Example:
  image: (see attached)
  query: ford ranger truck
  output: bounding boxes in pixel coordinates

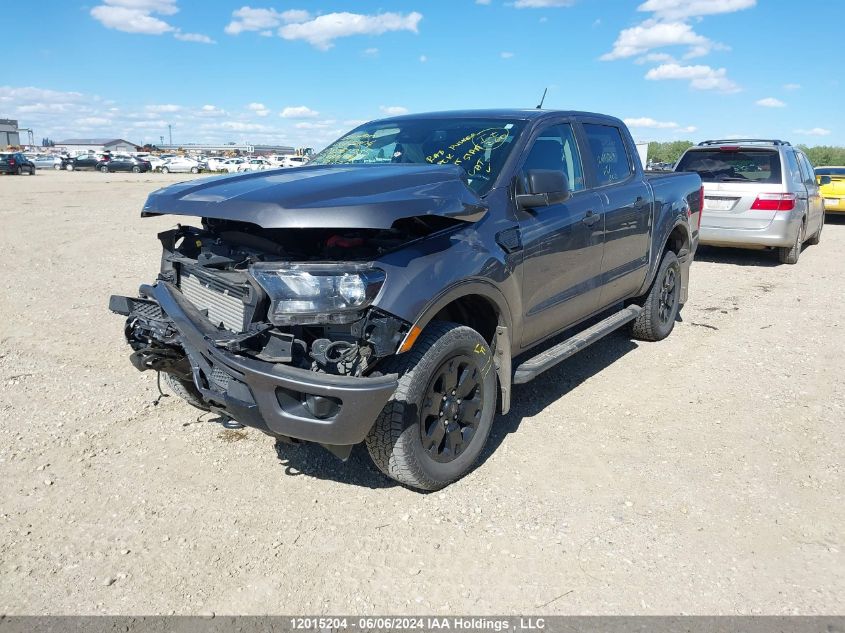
[110,110,703,490]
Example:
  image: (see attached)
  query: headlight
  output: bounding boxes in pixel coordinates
[250,262,386,325]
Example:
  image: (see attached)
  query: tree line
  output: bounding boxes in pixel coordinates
[647,141,845,167]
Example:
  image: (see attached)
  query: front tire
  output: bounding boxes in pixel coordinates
[131,165,140,173]
[631,250,681,342]
[161,167,169,174]
[100,165,109,173]
[365,322,497,491]
[66,163,74,171]
[190,166,199,174]
[165,373,210,411]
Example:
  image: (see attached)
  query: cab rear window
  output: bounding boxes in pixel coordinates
[676,149,782,184]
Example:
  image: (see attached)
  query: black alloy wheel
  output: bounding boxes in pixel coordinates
[419,354,485,463]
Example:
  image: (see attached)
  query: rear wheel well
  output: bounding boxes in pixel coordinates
[664,224,689,256]
[431,295,499,344]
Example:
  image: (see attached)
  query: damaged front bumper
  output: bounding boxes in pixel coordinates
[110,282,398,453]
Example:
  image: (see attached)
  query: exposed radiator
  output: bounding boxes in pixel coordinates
[178,267,248,333]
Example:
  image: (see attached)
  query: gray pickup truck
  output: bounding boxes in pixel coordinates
[110,109,702,490]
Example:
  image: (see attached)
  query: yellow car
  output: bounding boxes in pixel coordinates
[816,166,845,213]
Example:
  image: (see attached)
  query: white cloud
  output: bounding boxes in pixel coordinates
[624,117,682,129]
[601,21,717,61]
[90,5,174,34]
[247,102,270,117]
[624,117,698,134]
[794,128,831,136]
[645,63,740,92]
[197,104,227,117]
[76,116,113,127]
[476,0,492,4]
[755,97,785,108]
[637,0,756,20]
[513,0,574,7]
[100,0,178,14]
[278,11,423,51]
[363,47,379,57]
[380,106,409,116]
[500,51,514,59]
[783,83,801,91]
[280,106,319,119]
[635,52,677,65]
[146,104,181,112]
[174,31,215,44]
[419,55,428,62]
[224,7,311,35]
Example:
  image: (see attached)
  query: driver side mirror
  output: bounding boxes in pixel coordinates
[818,175,832,186]
[516,170,571,209]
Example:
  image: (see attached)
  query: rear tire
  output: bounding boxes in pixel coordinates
[15,166,22,175]
[161,167,169,174]
[100,165,109,173]
[53,163,61,170]
[631,250,681,342]
[778,220,804,264]
[165,373,210,411]
[190,166,199,174]
[365,321,497,491]
[131,165,141,173]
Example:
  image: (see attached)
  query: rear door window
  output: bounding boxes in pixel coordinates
[676,148,782,184]
[784,151,804,188]
[583,124,632,186]
[797,153,816,187]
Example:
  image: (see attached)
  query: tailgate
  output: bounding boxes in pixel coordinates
[701,182,779,230]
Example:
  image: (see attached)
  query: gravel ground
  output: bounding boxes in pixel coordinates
[0,170,842,615]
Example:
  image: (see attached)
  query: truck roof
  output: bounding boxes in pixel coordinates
[376,108,624,125]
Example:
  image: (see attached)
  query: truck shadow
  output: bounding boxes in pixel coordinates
[273,331,639,491]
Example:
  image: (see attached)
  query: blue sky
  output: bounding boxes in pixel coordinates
[2,0,842,149]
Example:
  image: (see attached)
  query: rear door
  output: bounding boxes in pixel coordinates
[516,120,604,347]
[676,147,784,229]
[580,121,651,307]
[796,151,824,233]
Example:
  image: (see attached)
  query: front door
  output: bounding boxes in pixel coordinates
[517,122,604,347]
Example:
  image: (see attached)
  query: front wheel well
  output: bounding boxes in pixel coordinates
[431,294,499,344]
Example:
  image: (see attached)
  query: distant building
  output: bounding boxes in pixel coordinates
[1,119,21,147]
[158,142,296,156]
[56,138,139,155]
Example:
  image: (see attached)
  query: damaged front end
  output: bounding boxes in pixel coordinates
[109,220,448,457]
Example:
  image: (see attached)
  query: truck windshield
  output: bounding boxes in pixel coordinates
[676,148,782,184]
[310,118,527,194]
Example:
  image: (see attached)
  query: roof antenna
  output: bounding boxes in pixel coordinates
[536,87,548,109]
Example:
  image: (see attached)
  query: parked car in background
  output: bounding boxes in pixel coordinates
[204,156,229,171]
[111,109,702,490]
[97,155,151,173]
[160,157,202,174]
[675,139,824,264]
[0,152,36,175]
[220,157,246,173]
[280,155,309,168]
[815,166,845,214]
[31,154,63,170]
[67,154,104,171]
[237,157,274,172]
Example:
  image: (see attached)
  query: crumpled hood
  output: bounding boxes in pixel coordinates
[141,164,487,229]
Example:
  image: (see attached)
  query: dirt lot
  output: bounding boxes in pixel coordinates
[0,170,842,615]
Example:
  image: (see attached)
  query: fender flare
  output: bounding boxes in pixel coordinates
[639,215,692,296]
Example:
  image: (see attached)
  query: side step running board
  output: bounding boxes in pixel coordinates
[513,305,642,384]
